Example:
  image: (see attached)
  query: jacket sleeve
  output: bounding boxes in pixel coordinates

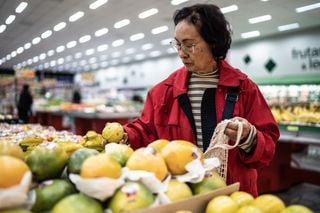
[123,90,158,150]
[238,79,280,168]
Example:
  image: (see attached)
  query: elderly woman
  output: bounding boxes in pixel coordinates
[123,4,279,196]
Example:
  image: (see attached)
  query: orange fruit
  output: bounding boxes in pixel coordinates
[126,147,168,181]
[0,155,30,188]
[80,153,122,179]
[147,139,170,152]
[161,140,202,175]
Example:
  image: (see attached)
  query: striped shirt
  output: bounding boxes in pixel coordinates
[188,70,219,150]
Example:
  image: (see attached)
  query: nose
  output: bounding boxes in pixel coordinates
[177,48,188,58]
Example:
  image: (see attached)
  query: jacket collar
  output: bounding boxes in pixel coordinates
[164,60,248,98]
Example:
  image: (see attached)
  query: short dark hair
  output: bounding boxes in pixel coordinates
[173,4,232,60]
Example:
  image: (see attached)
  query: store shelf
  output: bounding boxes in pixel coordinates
[254,74,320,85]
[291,152,320,173]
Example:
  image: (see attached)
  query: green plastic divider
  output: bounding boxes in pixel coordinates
[253,74,320,85]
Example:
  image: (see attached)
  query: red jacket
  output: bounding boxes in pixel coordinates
[124,60,279,196]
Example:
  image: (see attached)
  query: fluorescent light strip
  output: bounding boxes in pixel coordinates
[171,0,189,5]
[161,38,172,45]
[79,35,91,43]
[114,19,130,28]
[138,8,159,19]
[54,22,67,31]
[221,5,238,14]
[0,25,6,33]
[142,43,153,50]
[97,44,108,52]
[89,0,108,9]
[69,11,84,22]
[16,2,28,13]
[5,15,16,25]
[151,25,169,34]
[296,3,320,13]
[112,39,125,47]
[130,33,145,41]
[41,30,52,39]
[32,37,41,45]
[278,23,299,31]
[241,30,260,39]
[95,28,109,37]
[249,15,272,24]
[66,41,77,48]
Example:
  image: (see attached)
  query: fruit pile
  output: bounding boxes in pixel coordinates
[0,122,314,213]
[205,191,313,213]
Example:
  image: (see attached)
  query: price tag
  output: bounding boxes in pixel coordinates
[287,125,299,132]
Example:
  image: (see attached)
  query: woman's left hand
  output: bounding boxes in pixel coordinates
[224,117,252,142]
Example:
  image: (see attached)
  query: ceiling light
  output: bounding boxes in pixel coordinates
[79,35,91,43]
[47,50,55,56]
[41,30,52,39]
[150,50,161,57]
[296,3,320,13]
[125,48,136,54]
[241,30,260,39]
[5,15,16,25]
[11,51,17,58]
[53,22,66,31]
[122,57,131,63]
[100,61,108,67]
[67,40,77,48]
[33,56,39,63]
[167,48,176,54]
[130,33,145,41]
[69,11,84,22]
[135,54,146,60]
[0,25,6,33]
[57,58,64,65]
[161,38,172,45]
[39,53,46,60]
[27,59,32,65]
[111,52,121,58]
[141,43,154,50]
[6,55,11,60]
[85,48,95,55]
[151,25,168,34]
[100,55,108,60]
[32,37,41,45]
[278,23,300,31]
[171,0,189,5]
[17,47,24,54]
[260,0,269,1]
[89,0,108,9]
[65,55,73,62]
[249,15,272,24]
[95,28,109,37]
[75,52,82,59]
[97,44,108,52]
[80,60,87,66]
[24,42,31,49]
[112,39,125,47]
[110,59,119,65]
[114,19,130,28]
[16,2,28,13]
[89,57,97,64]
[221,5,238,14]
[56,45,65,53]
[138,8,159,19]
[50,60,56,67]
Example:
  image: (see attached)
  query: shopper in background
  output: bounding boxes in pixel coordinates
[72,89,82,104]
[17,84,33,123]
[123,4,279,196]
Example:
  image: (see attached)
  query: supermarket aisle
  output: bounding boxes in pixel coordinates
[273,182,320,213]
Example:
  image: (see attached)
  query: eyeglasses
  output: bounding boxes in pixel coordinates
[170,40,198,54]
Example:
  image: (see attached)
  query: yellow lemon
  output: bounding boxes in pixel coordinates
[253,194,286,213]
[80,153,122,179]
[230,191,255,207]
[147,139,170,152]
[165,180,193,202]
[206,195,238,213]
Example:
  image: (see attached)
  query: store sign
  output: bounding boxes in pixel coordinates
[15,68,35,79]
[291,47,320,71]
